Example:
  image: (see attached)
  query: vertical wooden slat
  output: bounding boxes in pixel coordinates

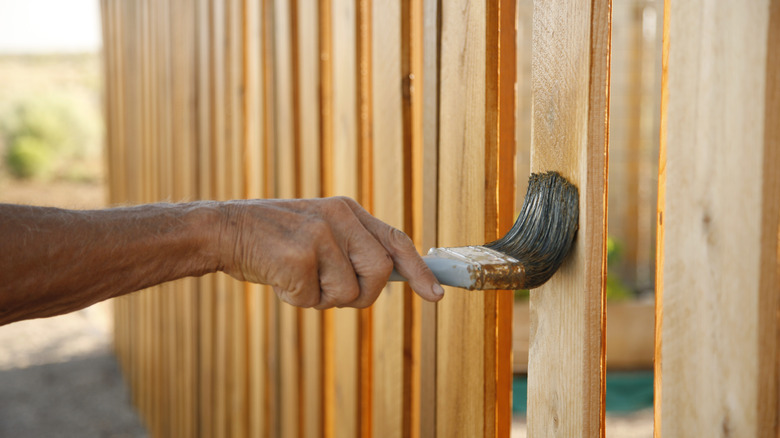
[319,0,336,433]
[261,0,280,435]
[527,0,610,436]
[156,1,175,434]
[485,0,515,435]
[655,0,778,436]
[758,2,780,435]
[210,0,229,436]
[417,0,439,435]
[272,0,303,435]
[243,0,269,436]
[515,0,533,200]
[295,1,324,436]
[435,0,488,436]
[170,0,199,433]
[370,0,406,436]
[321,0,360,436]
[357,0,374,435]
[226,0,248,435]
[195,0,216,436]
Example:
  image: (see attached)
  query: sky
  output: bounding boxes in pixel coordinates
[0,0,101,54]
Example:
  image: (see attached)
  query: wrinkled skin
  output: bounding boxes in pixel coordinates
[219,197,443,309]
[0,197,443,325]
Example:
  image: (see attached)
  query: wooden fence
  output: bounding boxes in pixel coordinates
[100,0,779,436]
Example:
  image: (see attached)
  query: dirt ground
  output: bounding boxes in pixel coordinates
[0,304,148,438]
[0,179,148,437]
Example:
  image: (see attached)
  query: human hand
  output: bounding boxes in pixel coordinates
[216,197,444,309]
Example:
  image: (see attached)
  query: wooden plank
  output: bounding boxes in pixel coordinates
[270,1,303,437]
[515,0,532,201]
[242,0,268,436]
[370,0,406,436]
[295,1,323,436]
[416,0,438,436]
[155,1,175,434]
[758,2,780,434]
[261,0,280,436]
[527,0,610,436]
[225,0,247,435]
[655,0,778,435]
[485,0,515,435]
[321,0,360,436]
[169,0,198,433]
[435,0,488,436]
[209,1,229,436]
[195,0,216,436]
[357,1,374,437]
[319,1,335,433]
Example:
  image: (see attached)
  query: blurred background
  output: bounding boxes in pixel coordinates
[0,0,147,436]
[0,0,660,436]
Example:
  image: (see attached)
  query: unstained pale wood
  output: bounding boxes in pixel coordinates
[435,0,488,436]
[371,0,408,437]
[656,1,779,436]
[527,0,610,436]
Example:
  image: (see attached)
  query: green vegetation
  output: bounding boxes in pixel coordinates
[0,54,103,182]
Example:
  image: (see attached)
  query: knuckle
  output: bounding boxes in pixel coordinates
[304,217,332,241]
[376,253,394,277]
[387,226,414,252]
[343,284,361,303]
[328,196,357,219]
[273,277,321,308]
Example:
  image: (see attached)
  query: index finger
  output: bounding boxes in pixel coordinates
[339,198,444,302]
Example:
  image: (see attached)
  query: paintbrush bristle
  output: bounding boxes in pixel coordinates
[485,171,579,289]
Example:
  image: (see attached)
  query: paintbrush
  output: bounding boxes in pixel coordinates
[389,171,579,290]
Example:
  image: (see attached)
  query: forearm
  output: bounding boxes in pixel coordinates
[0,202,224,324]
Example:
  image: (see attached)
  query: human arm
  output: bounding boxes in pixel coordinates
[0,197,443,325]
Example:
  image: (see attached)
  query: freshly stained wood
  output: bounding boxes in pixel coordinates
[656,0,778,436]
[527,0,610,436]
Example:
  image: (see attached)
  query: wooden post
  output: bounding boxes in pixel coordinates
[527,0,610,436]
[655,0,779,435]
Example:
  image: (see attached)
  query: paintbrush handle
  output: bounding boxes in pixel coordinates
[388,255,477,289]
[388,245,526,290]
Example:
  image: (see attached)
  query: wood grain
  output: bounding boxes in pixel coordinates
[370,0,407,437]
[485,0,515,435]
[417,0,439,435]
[758,1,779,435]
[527,0,610,436]
[294,1,324,437]
[435,0,487,436]
[169,0,198,433]
[656,0,778,436]
[323,1,360,437]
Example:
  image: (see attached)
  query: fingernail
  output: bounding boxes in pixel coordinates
[432,283,445,297]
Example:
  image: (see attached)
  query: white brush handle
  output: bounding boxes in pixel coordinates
[388,255,477,289]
